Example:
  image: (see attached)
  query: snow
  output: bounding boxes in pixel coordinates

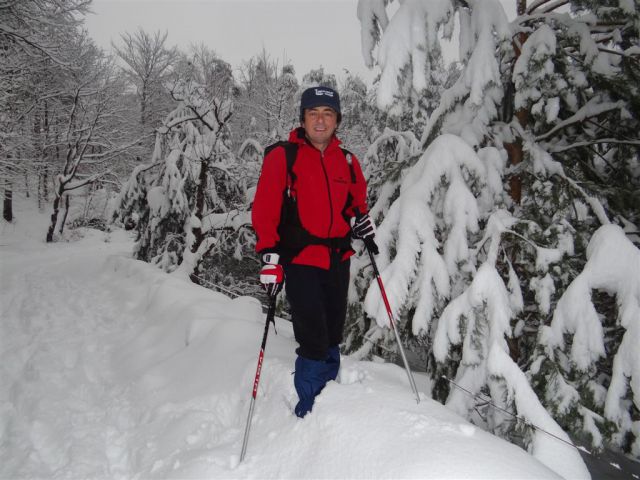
[530,273,556,315]
[1,201,568,479]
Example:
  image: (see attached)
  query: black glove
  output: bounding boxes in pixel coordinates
[351,213,376,239]
[351,213,379,255]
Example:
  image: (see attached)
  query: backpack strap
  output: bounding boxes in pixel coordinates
[283,142,299,194]
[340,147,357,183]
[264,141,298,197]
[339,147,357,225]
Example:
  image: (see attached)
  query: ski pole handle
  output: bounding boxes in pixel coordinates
[353,208,379,255]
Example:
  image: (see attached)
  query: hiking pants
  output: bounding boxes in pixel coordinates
[283,256,350,361]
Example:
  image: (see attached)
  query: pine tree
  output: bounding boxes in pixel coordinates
[354,0,639,465]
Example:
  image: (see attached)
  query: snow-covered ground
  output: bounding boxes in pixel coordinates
[0,201,604,479]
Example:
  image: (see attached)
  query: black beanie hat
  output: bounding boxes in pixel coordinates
[299,86,341,122]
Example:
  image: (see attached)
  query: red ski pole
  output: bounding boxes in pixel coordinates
[240,293,277,462]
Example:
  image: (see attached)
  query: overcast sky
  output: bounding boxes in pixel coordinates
[84,0,378,85]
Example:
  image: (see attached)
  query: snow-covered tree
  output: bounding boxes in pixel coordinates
[44,33,134,242]
[0,0,90,221]
[354,0,639,467]
[301,66,338,90]
[232,50,299,147]
[114,48,253,282]
[336,72,380,159]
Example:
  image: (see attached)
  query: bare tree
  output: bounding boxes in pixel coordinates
[112,29,177,136]
[46,35,132,242]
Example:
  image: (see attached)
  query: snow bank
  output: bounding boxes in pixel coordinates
[1,204,566,479]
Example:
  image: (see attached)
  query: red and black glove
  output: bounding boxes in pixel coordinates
[351,213,379,255]
[259,252,284,297]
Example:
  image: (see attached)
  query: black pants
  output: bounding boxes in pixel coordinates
[284,256,350,361]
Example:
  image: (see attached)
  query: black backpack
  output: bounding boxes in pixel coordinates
[263,140,356,261]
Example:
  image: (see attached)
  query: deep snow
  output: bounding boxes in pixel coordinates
[0,201,595,479]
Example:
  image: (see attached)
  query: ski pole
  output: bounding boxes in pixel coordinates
[240,293,277,463]
[355,210,421,404]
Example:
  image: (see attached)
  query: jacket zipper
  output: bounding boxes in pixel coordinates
[319,151,334,238]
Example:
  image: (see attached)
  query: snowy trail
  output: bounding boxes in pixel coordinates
[1,230,139,478]
[1,209,569,479]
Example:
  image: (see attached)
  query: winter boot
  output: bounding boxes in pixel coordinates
[325,345,340,382]
[294,355,329,418]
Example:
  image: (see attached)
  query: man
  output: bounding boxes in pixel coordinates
[251,86,376,418]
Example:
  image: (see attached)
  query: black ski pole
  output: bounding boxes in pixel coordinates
[240,293,277,462]
[355,210,420,404]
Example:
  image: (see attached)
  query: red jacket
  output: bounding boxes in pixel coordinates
[252,128,368,269]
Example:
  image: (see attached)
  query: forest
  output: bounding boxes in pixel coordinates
[2,0,639,463]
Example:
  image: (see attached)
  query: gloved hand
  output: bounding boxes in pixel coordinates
[351,213,379,255]
[259,252,284,296]
[351,213,376,239]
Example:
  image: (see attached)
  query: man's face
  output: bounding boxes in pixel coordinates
[302,106,338,150]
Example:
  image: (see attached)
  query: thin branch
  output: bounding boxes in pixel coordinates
[63,170,111,192]
[526,0,554,14]
[535,101,624,141]
[550,138,640,153]
[541,0,569,14]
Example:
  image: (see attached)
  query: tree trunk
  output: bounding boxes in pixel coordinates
[189,159,208,284]
[141,82,148,128]
[38,170,43,209]
[40,101,50,208]
[504,0,530,205]
[43,167,49,202]
[46,194,61,242]
[501,0,530,364]
[59,193,70,235]
[3,184,13,222]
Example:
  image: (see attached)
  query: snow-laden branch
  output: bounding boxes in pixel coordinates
[0,24,71,67]
[540,224,640,435]
[526,142,610,226]
[201,210,251,234]
[487,347,591,479]
[63,170,112,192]
[364,135,504,335]
[549,138,640,153]
[237,138,264,159]
[535,100,625,142]
[356,0,389,69]
[539,0,570,14]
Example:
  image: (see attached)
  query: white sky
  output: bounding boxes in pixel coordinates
[84,0,378,85]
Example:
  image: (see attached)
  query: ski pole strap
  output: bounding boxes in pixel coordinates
[266,295,277,336]
[268,294,277,335]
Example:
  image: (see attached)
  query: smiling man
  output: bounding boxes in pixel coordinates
[251,86,377,418]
